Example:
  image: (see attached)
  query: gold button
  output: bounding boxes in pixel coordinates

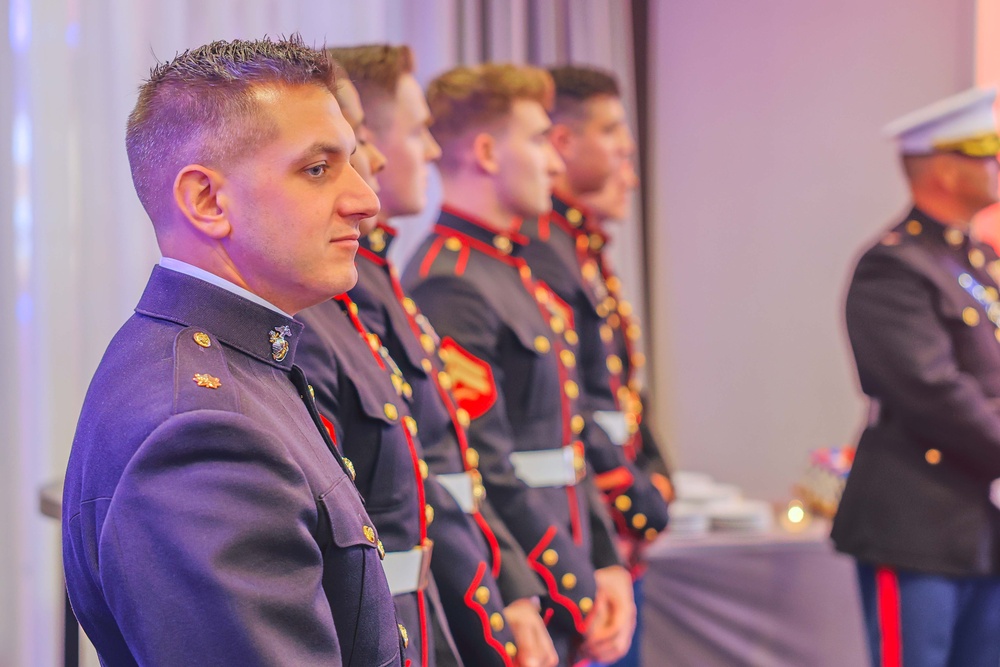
[905,220,922,236]
[384,403,398,421]
[561,573,577,590]
[456,409,471,428]
[571,414,585,434]
[343,457,356,481]
[564,381,579,399]
[608,314,621,328]
[945,228,965,246]
[579,597,594,614]
[377,539,385,559]
[421,334,435,354]
[560,349,576,367]
[600,325,614,343]
[519,265,532,280]
[399,623,409,648]
[627,323,642,340]
[596,303,610,318]
[418,459,429,479]
[567,208,583,225]
[589,233,604,251]
[505,642,518,658]
[971,248,986,268]
[493,236,513,254]
[465,447,479,468]
[542,549,559,566]
[582,261,598,280]
[632,352,646,368]
[425,504,435,525]
[995,328,1000,344]
[550,317,566,334]
[632,513,648,529]
[438,371,453,390]
[403,297,418,315]
[404,416,418,437]
[963,308,980,327]
[445,237,462,252]
[363,525,376,543]
[925,449,942,465]
[349,301,359,316]
[490,612,505,631]
[402,382,413,399]
[987,287,999,303]
[534,336,551,354]
[607,355,623,374]
[476,585,490,604]
[565,330,579,346]
[645,528,659,541]
[614,495,632,512]
[192,332,212,348]
[421,358,433,373]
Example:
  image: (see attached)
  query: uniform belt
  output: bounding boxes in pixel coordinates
[593,410,629,446]
[437,471,484,513]
[383,540,434,596]
[510,445,585,488]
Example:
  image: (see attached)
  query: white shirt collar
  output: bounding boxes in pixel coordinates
[158,257,292,318]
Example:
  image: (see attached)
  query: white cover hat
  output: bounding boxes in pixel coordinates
[883,87,999,157]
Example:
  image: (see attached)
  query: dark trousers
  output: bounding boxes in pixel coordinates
[856,562,1000,667]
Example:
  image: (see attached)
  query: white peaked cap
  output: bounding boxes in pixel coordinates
[883,87,998,155]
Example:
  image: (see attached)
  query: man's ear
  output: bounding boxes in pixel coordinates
[472,132,499,175]
[547,123,574,159]
[173,164,232,240]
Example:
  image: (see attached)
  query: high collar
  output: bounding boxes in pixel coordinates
[904,206,971,249]
[136,265,304,371]
[550,193,610,251]
[437,204,529,254]
[359,222,399,261]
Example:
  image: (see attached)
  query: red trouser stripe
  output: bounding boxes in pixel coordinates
[875,566,902,667]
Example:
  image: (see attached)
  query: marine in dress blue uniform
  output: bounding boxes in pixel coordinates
[833,87,1000,667]
[351,224,548,666]
[63,266,403,666]
[404,207,623,662]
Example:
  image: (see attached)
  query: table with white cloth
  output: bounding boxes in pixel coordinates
[640,520,869,667]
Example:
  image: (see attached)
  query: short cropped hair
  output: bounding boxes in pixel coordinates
[126,35,334,224]
[325,45,414,130]
[427,63,553,171]
[547,65,621,124]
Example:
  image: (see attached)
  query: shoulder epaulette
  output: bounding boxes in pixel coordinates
[172,326,240,415]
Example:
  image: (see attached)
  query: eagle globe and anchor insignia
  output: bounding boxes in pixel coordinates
[269,325,292,362]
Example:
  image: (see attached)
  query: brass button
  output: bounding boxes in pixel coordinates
[493,236,513,254]
[945,228,965,246]
[566,208,583,225]
[561,573,577,589]
[560,349,576,368]
[607,314,621,328]
[505,642,518,658]
[627,323,642,340]
[192,332,212,348]
[645,528,659,541]
[963,308,980,327]
[421,334,436,354]
[384,403,399,421]
[582,261,598,280]
[519,265,532,280]
[550,317,566,334]
[579,597,594,614]
[905,219,922,236]
[619,301,633,317]
[363,525,376,543]
[542,549,559,566]
[632,513,648,529]
[399,624,409,648]
[607,355,623,374]
[465,447,479,468]
[425,504,435,525]
[614,495,632,512]
[403,297,418,315]
[534,336,551,354]
[418,459,429,479]
[490,612,505,631]
[476,585,491,604]
[925,449,942,465]
[404,416,419,437]
[970,248,986,268]
[564,380,579,399]
[995,328,1000,344]
[349,301,359,316]
[570,415,585,434]
[456,409,471,428]
[421,358,433,373]
[589,233,604,251]
[565,330,579,346]
[438,371,453,390]
[632,352,647,368]
[600,325,614,343]
[445,237,462,252]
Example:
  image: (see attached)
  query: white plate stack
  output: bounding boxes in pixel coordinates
[665,500,711,536]
[705,499,774,534]
[669,471,773,536]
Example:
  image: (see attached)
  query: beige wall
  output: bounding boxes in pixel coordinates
[647,0,976,499]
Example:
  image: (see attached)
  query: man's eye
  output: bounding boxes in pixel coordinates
[306,164,328,177]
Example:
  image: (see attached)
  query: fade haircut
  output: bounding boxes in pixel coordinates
[324,45,414,131]
[126,35,335,224]
[547,65,621,125]
[426,63,554,172]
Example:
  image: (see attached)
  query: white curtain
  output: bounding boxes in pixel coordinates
[0,2,643,665]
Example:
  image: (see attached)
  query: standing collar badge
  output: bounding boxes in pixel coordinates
[269,326,292,362]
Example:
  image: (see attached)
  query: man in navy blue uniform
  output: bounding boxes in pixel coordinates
[61,37,402,666]
[403,63,635,666]
[325,45,557,667]
[833,87,1000,667]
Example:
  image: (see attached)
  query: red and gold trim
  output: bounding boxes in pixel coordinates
[463,562,515,666]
